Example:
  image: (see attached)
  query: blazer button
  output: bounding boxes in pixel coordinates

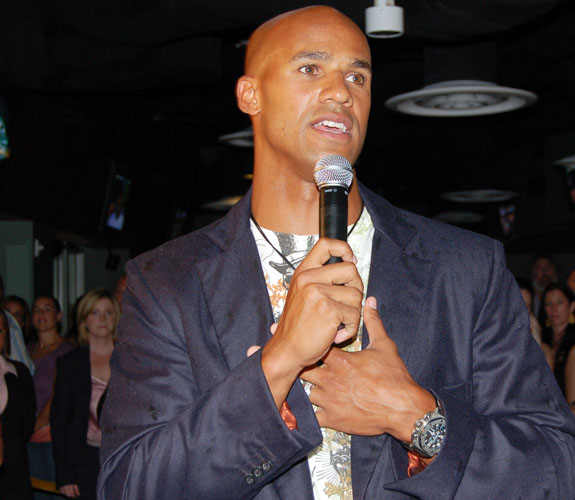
[244,474,255,485]
[262,461,272,472]
[252,466,262,477]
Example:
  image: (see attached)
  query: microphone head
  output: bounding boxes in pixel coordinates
[313,155,353,190]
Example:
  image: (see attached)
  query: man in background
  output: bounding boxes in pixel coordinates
[530,254,559,317]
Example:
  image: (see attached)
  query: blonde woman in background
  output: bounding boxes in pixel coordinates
[51,289,119,499]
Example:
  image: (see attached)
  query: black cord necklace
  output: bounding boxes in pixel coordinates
[250,203,364,272]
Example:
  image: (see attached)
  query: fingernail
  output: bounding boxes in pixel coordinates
[352,255,358,264]
[367,296,377,309]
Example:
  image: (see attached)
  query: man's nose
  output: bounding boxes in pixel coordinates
[319,73,353,107]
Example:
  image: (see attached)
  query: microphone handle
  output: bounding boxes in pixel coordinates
[319,185,348,264]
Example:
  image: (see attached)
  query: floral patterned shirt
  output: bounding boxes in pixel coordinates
[251,208,374,500]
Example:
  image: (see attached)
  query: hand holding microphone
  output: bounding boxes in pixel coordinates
[260,155,362,407]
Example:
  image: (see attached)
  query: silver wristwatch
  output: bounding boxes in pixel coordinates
[402,397,446,459]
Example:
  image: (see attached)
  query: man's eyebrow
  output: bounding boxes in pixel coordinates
[290,51,331,63]
[290,51,372,73]
[352,59,372,73]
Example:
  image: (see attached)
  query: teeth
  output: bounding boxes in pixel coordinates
[315,120,347,133]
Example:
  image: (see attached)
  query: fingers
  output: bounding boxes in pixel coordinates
[362,297,390,348]
[334,326,356,344]
[297,238,357,273]
[259,239,364,405]
[60,485,80,498]
[296,261,364,294]
[313,407,327,429]
[247,345,261,357]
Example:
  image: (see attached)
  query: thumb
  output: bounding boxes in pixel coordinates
[363,296,388,348]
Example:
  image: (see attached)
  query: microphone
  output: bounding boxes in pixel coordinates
[313,155,354,264]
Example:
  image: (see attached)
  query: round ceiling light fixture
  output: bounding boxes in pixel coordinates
[554,154,575,172]
[218,127,253,147]
[386,80,537,117]
[441,189,518,203]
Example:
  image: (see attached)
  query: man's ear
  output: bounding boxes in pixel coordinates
[236,76,260,116]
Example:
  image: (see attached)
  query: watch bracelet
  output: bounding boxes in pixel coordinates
[401,396,446,459]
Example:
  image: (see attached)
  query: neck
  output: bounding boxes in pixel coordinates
[552,322,568,339]
[251,163,363,234]
[38,330,60,346]
[89,335,115,354]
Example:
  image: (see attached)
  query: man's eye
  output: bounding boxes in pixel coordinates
[298,65,318,75]
[346,73,365,85]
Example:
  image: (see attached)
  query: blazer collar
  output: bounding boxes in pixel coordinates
[204,187,254,252]
[358,182,419,254]
[205,183,419,255]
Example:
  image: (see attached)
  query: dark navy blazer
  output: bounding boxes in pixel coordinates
[51,346,100,487]
[99,184,575,499]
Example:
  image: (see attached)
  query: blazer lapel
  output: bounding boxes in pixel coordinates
[196,191,274,371]
[197,191,316,497]
[351,185,433,499]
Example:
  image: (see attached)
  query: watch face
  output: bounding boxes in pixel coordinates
[420,417,446,455]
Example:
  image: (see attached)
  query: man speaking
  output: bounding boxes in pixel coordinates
[98,6,575,499]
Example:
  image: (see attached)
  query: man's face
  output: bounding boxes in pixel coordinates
[248,9,372,179]
[532,258,558,290]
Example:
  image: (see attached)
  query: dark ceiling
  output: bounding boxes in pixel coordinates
[0,0,574,256]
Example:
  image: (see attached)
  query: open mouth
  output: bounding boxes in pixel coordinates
[313,120,349,134]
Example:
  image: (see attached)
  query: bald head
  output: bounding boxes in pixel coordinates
[245,6,369,77]
[236,4,372,195]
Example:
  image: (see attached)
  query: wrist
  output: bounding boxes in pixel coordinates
[390,388,436,442]
[261,340,302,409]
[401,394,446,459]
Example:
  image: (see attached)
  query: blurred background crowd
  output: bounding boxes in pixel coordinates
[0,275,125,499]
[0,254,574,498]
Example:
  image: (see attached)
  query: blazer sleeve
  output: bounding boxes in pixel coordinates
[384,240,575,499]
[98,258,322,500]
[50,354,79,487]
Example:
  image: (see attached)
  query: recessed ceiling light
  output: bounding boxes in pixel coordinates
[441,189,518,203]
[386,80,537,117]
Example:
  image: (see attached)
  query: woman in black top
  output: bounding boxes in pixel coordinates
[0,308,37,500]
